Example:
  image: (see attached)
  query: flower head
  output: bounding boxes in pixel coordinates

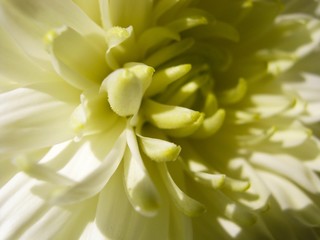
[1,0,320,239]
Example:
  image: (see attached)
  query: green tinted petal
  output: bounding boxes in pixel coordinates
[142,99,203,130]
[158,163,206,217]
[138,135,181,162]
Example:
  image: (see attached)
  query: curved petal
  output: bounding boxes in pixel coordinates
[0,82,78,154]
[158,162,206,217]
[125,125,161,216]
[0,174,49,239]
[99,0,153,34]
[0,26,60,87]
[73,0,101,25]
[0,0,104,66]
[45,26,107,90]
[259,170,320,227]
[252,151,320,193]
[52,130,126,205]
[96,167,170,240]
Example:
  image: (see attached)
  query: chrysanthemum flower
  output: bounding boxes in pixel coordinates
[1,0,320,239]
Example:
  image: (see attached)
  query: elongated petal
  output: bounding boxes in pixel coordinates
[259,170,320,226]
[0,174,49,239]
[73,0,101,25]
[0,83,77,154]
[70,89,119,137]
[125,126,161,215]
[99,0,153,34]
[40,123,125,183]
[96,168,170,240]
[45,26,108,89]
[142,99,203,130]
[250,152,320,193]
[0,0,104,66]
[52,131,126,204]
[192,109,226,139]
[166,15,208,33]
[138,27,181,57]
[123,150,160,216]
[228,159,271,211]
[0,26,59,86]
[145,38,194,67]
[105,26,137,70]
[138,135,181,162]
[218,79,247,105]
[101,64,154,117]
[145,64,191,97]
[158,163,206,217]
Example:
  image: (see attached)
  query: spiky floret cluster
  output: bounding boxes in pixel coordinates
[1,0,320,239]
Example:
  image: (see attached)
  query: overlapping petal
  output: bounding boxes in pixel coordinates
[1,0,320,239]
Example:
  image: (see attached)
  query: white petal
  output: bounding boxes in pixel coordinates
[123,151,160,217]
[269,124,311,148]
[98,0,112,30]
[157,163,206,217]
[52,129,126,205]
[99,0,153,34]
[43,198,99,240]
[96,167,170,240]
[228,158,270,211]
[212,190,257,226]
[38,125,125,183]
[70,89,119,137]
[248,94,296,118]
[0,83,78,154]
[79,221,106,240]
[259,170,312,210]
[0,174,46,239]
[19,206,71,240]
[250,152,320,193]
[0,0,104,66]
[125,126,161,216]
[13,156,75,187]
[218,218,242,238]
[195,182,256,227]
[259,170,320,226]
[45,26,108,90]
[0,26,59,86]
[282,70,320,123]
[57,129,124,182]
[73,0,101,25]
[168,206,193,240]
[104,26,137,70]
